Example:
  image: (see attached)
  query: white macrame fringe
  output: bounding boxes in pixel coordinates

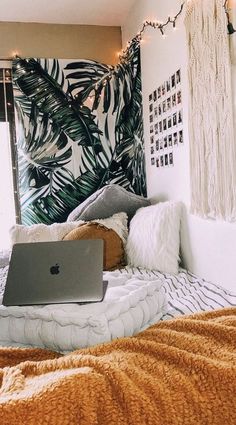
[185,0,236,221]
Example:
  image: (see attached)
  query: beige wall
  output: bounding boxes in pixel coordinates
[0,22,121,65]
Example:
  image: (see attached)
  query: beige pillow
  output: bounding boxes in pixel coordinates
[63,222,124,271]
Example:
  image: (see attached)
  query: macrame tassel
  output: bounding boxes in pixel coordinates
[185,0,236,221]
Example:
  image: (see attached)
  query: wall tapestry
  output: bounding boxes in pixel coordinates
[185,0,236,221]
[12,42,146,225]
[148,69,183,169]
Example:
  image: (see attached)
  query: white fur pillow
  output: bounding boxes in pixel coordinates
[10,212,128,246]
[10,221,85,246]
[126,202,182,274]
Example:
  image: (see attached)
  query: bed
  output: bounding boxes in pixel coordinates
[0,307,235,424]
[0,242,236,424]
[0,198,235,423]
[0,250,235,352]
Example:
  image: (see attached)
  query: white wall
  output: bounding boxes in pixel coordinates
[122,0,236,291]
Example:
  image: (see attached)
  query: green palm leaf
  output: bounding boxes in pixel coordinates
[13,42,146,225]
[13,57,102,149]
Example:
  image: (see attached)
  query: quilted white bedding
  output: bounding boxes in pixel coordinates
[1,249,235,353]
[0,261,167,352]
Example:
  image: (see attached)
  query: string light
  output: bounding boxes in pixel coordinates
[86,0,233,102]
[12,0,234,111]
[10,2,186,107]
[117,2,185,62]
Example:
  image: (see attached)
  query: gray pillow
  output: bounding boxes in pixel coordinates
[67,184,150,222]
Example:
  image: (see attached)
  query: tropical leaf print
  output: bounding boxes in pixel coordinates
[12,43,146,225]
[13,57,102,149]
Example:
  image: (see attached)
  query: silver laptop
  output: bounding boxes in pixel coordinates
[3,239,106,306]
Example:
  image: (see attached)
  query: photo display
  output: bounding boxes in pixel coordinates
[149,69,183,168]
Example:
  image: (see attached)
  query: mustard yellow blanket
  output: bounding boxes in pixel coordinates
[0,307,235,425]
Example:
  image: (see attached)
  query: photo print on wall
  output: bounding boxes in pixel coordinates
[149,68,183,169]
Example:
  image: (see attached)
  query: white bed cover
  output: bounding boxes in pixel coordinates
[0,250,235,353]
[0,256,167,352]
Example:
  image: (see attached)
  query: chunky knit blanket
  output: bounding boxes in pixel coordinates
[0,307,235,425]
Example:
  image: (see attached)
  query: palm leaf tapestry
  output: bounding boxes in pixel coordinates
[12,43,146,225]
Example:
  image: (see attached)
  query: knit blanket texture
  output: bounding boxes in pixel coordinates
[0,307,235,425]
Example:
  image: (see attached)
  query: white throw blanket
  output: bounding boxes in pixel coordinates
[0,268,167,353]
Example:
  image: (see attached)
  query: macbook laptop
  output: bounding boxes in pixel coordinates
[3,239,107,306]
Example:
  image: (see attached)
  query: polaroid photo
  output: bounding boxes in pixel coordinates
[167,97,171,111]
[154,123,158,135]
[171,74,176,90]
[159,121,163,133]
[178,109,183,125]
[154,107,158,118]
[149,93,153,102]
[168,134,173,147]
[164,136,168,149]
[162,83,166,97]
[150,125,154,134]
[166,78,171,93]
[173,112,177,127]
[151,157,155,166]
[160,155,164,167]
[173,131,178,146]
[179,130,183,144]
[163,118,167,132]
[158,86,161,99]
[169,151,174,166]
[168,116,172,129]
[150,115,153,123]
[160,139,164,150]
[156,140,159,151]
[153,90,157,102]
[164,153,169,166]
[177,90,182,105]
[176,69,181,85]
[151,146,154,155]
[150,136,154,144]
[172,93,176,108]
[162,100,166,114]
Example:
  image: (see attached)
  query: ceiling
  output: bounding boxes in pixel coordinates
[0,0,136,26]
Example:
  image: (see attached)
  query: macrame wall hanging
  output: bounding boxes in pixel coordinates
[185,0,236,221]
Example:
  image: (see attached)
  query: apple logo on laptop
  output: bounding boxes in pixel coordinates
[50,264,60,275]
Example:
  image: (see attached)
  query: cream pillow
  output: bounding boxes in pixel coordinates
[10,222,84,246]
[126,202,182,274]
[10,212,128,246]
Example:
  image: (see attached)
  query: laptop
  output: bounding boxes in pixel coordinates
[3,239,107,306]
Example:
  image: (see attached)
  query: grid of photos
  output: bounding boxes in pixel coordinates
[149,69,183,169]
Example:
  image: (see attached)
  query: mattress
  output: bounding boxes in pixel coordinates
[0,266,167,352]
[0,249,235,352]
[118,266,236,320]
